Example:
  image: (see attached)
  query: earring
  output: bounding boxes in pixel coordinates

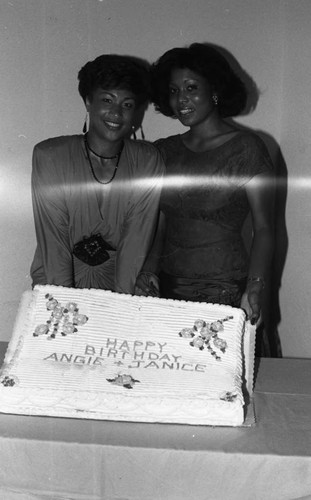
[132,126,137,140]
[83,112,89,134]
[140,125,145,141]
[212,94,218,106]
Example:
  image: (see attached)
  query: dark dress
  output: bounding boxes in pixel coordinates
[155,131,274,305]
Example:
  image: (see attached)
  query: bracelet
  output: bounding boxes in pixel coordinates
[138,271,159,281]
[247,276,265,289]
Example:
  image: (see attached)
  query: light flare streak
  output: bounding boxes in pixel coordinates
[1,175,310,204]
[32,174,300,193]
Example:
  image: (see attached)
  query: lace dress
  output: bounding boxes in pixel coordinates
[155,131,274,305]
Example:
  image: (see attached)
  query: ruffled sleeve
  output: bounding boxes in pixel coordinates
[230,132,274,187]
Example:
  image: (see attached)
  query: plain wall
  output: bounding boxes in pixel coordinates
[0,0,310,357]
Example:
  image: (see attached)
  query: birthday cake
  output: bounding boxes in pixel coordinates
[0,285,255,426]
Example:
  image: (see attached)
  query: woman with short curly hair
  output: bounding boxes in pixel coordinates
[31,54,164,292]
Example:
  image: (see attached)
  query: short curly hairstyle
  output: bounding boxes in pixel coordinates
[78,54,151,106]
[151,43,248,118]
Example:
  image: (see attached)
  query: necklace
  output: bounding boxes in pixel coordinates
[84,134,121,159]
[84,136,124,185]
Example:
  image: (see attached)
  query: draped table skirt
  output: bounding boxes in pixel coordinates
[0,342,310,500]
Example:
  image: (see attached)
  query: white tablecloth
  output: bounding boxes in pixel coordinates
[0,342,311,500]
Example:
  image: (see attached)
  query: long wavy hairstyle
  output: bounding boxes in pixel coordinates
[151,43,248,118]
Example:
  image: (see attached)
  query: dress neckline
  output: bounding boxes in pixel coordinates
[81,134,129,158]
[178,130,244,154]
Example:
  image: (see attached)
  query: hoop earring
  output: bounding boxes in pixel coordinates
[132,126,137,140]
[83,112,89,134]
[140,125,145,140]
[212,94,218,106]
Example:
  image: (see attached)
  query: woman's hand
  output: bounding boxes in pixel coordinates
[240,282,264,326]
[134,272,160,297]
[244,170,274,326]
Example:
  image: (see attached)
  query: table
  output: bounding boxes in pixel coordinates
[0,342,311,500]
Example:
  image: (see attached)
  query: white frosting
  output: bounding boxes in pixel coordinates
[243,322,256,399]
[0,285,251,426]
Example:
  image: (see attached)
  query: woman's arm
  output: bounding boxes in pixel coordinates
[241,171,275,323]
[30,144,74,287]
[134,211,166,296]
[115,145,164,294]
